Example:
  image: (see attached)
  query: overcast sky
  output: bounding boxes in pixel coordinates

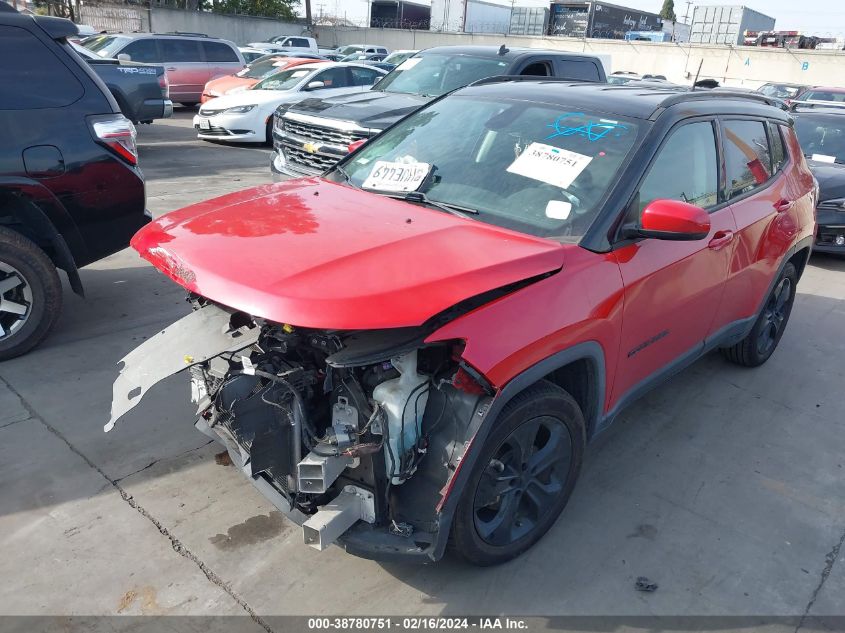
[593,0,845,35]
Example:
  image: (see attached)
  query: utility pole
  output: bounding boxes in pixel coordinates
[683,0,693,25]
[305,0,313,25]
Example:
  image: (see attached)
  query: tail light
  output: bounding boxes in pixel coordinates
[89,114,138,165]
[159,72,170,99]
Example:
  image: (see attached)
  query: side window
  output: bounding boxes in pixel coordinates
[291,38,309,48]
[160,39,202,63]
[521,61,552,76]
[122,39,160,63]
[202,41,238,63]
[312,67,350,89]
[723,119,773,199]
[769,122,787,173]
[350,67,382,86]
[557,60,601,82]
[637,121,719,215]
[0,25,83,109]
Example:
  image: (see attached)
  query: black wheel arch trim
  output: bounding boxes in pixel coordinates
[429,341,606,561]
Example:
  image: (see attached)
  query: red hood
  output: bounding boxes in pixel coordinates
[132,179,565,329]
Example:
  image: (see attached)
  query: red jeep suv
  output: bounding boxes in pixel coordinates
[107,82,816,566]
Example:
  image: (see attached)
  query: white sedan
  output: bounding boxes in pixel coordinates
[193,63,387,144]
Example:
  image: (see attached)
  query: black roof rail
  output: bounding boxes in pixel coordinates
[162,31,209,37]
[468,75,592,87]
[657,90,788,111]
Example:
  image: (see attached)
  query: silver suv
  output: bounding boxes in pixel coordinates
[83,32,244,105]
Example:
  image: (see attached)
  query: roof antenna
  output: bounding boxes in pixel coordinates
[498,44,509,56]
[690,59,703,92]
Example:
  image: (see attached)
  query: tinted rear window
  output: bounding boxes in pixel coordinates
[203,41,239,62]
[557,59,601,81]
[160,39,203,62]
[0,26,84,110]
[723,120,773,199]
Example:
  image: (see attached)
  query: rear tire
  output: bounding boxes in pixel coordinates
[450,380,585,566]
[721,262,797,367]
[0,227,62,360]
[265,119,273,146]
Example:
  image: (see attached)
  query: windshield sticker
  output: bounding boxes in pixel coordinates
[812,153,836,163]
[506,143,592,190]
[362,161,431,192]
[545,200,572,220]
[545,113,628,142]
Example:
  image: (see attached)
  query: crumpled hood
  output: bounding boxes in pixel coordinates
[287,90,430,130]
[132,178,565,330]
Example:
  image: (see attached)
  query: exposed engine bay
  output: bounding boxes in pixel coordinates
[108,298,490,555]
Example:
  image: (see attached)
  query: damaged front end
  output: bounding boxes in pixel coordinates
[108,299,491,560]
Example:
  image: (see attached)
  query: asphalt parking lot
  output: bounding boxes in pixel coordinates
[1,108,844,626]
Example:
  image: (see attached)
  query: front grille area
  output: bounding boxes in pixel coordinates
[195,124,230,136]
[281,142,337,172]
[282,118,371,147]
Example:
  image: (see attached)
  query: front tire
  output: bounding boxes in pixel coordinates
[450,381,585,566]
[721,262,797,367]
[0,227,62,360]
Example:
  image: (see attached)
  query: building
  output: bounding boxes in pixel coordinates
[510,6,550,36]
[662,19,690,42]
[689,5,775,45]
[370,0,431,28]
[549,1,662,39]
[464,0,511,33]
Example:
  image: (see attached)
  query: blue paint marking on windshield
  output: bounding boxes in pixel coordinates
[545,112,628,142]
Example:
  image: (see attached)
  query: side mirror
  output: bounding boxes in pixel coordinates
[630,199,711,241]
[373,76,382,83]
[305,80,325,90]
[116,53,131,62]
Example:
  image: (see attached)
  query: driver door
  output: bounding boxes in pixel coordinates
[610,119,736,407]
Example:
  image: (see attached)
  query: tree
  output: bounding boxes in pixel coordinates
[659,0,676,22]
[211,0,299,21]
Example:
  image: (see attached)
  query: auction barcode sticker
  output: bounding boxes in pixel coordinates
[507,142,592,190]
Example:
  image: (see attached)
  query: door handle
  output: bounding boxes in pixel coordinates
[708,230,734,250]
[774,199,794,212]
[166,67,177,71]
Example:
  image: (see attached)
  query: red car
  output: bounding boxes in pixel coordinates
[107,83,816,565]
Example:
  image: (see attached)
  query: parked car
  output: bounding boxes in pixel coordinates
[382,49,418,67]
[247,35,318,54]
[334,44,389,57]
[791,86,845,109]
[239,47,268,64]
[70,42,172,123]
[0,7,149,359]
[340,52,387,62]
[194,63,386,144]
[107,83,815,565]
[791,105,845,253]
[82,32,244,105]
[271,45,608,178]
[201,56,322,103]
[757,82,807,104]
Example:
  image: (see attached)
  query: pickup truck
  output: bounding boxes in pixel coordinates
[71,42,172,124]
[270,45,607,178]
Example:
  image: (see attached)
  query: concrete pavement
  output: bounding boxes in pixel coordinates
[0,109,843,625]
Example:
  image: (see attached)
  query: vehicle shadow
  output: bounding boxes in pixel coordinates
[809,252,845,272]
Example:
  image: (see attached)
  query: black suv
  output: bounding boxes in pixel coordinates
[270,45,607,178]
[0,5,149,359]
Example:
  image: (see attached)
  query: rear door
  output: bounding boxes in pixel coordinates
[159,38,206,103]
[611,119,735,406]
[201,41,242,81]
[715,118,803,328]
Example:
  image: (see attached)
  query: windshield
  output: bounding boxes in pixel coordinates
[334,96,641,239]
[794,114,845,163]
[238,58,288,79]
[251,67,312,91]
[70,41,98,59]
[376,54,511,97]
[797,90,845,103]
[383,51,416,66]
[758,83,802,99]
[337,45,364,56]
[82,34,130,57]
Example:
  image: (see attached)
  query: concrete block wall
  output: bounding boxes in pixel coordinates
[314,26,845,88]
[148,7,306,46]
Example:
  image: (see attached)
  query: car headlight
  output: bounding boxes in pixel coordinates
[818,197,845,211]
[224,104,257,114]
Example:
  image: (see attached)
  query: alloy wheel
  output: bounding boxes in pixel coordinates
[473,416,572,547]
[0,262,32,340]
[757,276,791,357]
